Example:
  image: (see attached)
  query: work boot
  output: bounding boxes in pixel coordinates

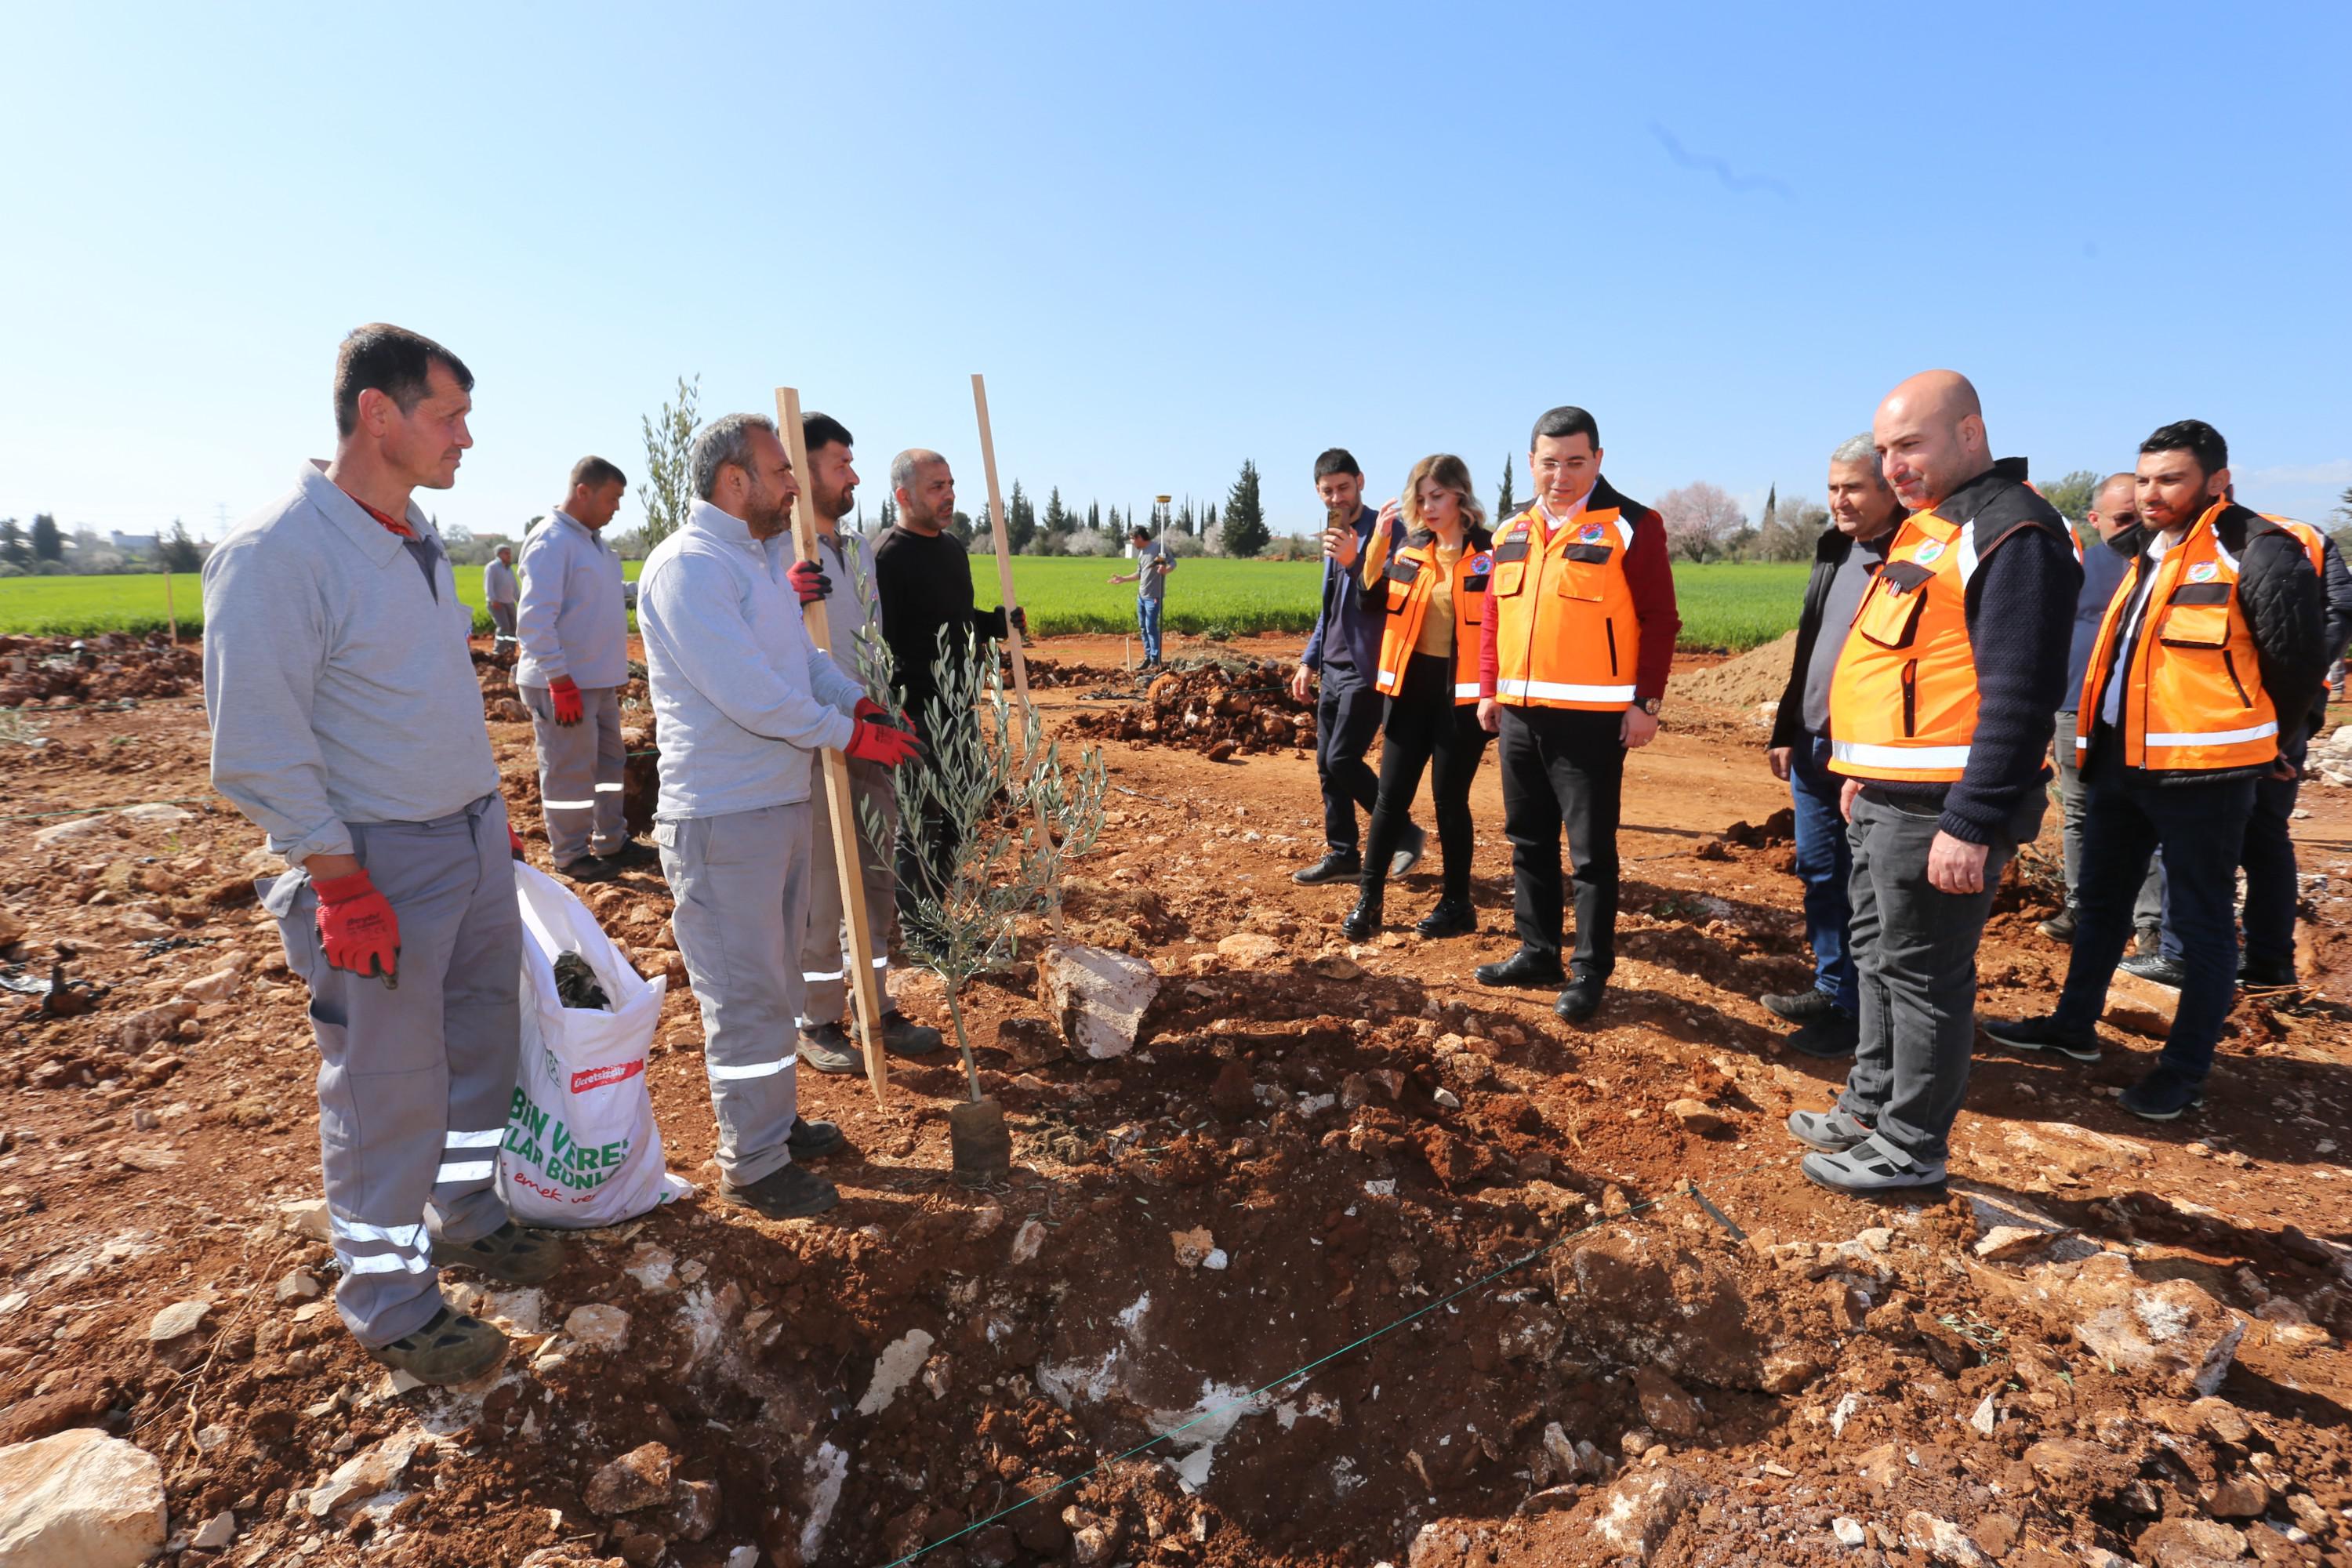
[1474,948,1566,989]
[718,1163,840,1219]
[1388,823,1426,879]
[2132,923,2165,957]
[2119,952,2187,989]
[596,839,659,870]
[365,1307,507,1385]
[1784,1011,1858,1059]
[1413,899,1475,938]
[1553,974,1606,1023]
[430,1221,564,1285]
[2238,956,2299,991]
[1980,1013,2101,1064]
[1801,1133,1947,1197]
[786,1117,846,1160]
[2118,1068,2205,1122]
[1785,1106,1875,1154]
[557,855,619,884]
[2037,905,2078,942]
[880,1011,946,1058]
[1341,891,1383,941]
[797,1022,863,1075]
[1762,988,1838,1024]
[1293,851,1363,887]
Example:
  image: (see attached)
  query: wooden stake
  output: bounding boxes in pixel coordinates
[163,564,178,645]
[775,386,891,1109]
[970,373,1065,941]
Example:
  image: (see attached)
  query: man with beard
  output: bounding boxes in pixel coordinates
[787,413,945,1074]
[638,413,921,1218]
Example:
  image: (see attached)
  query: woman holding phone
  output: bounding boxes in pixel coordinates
[1330,453,1495,939]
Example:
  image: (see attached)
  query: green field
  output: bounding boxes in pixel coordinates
[0,556,1806,652]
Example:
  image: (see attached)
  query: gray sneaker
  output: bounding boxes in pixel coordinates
[1802,1133,1947,1196]
[1785,1106,1875,1153]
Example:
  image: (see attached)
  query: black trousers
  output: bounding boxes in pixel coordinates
[1497,704,1625,977]
[1315,664,1385,854]
[1362,653,1490,904]
[894,706,968,927]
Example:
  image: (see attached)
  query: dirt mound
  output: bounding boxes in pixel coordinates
[0,633,199,706]
[1065,657,1312,760]
[1020,655,1123,690]
[1673,630,1797,710]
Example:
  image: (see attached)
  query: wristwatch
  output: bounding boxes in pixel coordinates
[1635,697,1662,716]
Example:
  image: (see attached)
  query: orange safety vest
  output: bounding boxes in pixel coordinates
[1373,528,1492,704]
[1487,488,1648,711]
[2074,503,2279,773]
[1826,510,1984,781]
[2264,514,2326,576]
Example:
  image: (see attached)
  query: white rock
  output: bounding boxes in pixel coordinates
[307,1427,430,1519]
[622,1245,676,1293]
[274,1269,321,1303]
[191,1509,236,1550]
[1900,1510,1990,1566]
[116,804,195,826]
[564,1304,632,1353]
[178,968,244,1004]
[726,1548,760,1568]
[1432,1088,1462,1110]
[483,1287,547,1334]
[277,1199,332,1241]
[1010,1219,1047,1265]
[0,1428,169,1568]
[1202,1249,1229,1271]
[1040,943,1161,1059]
[1831,1516,1866,1547]
[855,1329,937,1416]
[32,815,111,849]
[146,1298,210,1342]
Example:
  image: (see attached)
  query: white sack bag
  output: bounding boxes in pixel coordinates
[499,863,691,1226]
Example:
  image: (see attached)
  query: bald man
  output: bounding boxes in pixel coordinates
[1787,371,2078,1196]
[2043,474,2163,947]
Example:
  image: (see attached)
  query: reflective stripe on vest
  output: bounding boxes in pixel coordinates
[1488,503,1642,712]
[1371,531,1490,706]
[1825,509,1985,782]
[2074,502,2281,773]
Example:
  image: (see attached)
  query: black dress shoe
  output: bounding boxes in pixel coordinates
[1554,975,1606,1022]
[1388,822,1426,878]
[1341,894,1382,941]
[1293,851,1363,886]
[1784,1011,1859,1058]
[1413,899,1475,938]
[1475,949,1567,989]
[2120,953,2187,989]
[1762,988,1838,1024]
[2238,956,2299,990]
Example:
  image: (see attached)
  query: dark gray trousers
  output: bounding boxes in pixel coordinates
[521,684,627,866]
[267,793,520,1348]
[2053,708,2161,925]
[1836,786,2042,1163]
[800,757,900,1027]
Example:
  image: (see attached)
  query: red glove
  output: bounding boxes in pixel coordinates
[844,718,921,767]
[853,696,889,724]
[313,869,401,981]
[549,676,583,727]
[508,823,527,861]
[788,560,831,605]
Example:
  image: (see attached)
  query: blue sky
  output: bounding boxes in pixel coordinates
[5,2,2347,543]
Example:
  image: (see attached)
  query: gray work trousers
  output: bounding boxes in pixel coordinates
[488,601,517,648]
[658,801,812,1187]
[1836,786,2043,1163]
[521,684,627,866]
[800,757,901,1027]
[2052,709,2162,924]
[263,792,521,1348]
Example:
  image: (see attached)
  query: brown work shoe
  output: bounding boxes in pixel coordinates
[718,1162,839,1220]
[430,1221,565,1285]
[366,1306,507,1385]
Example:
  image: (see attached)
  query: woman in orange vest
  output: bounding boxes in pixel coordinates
[1340,454,1494,939]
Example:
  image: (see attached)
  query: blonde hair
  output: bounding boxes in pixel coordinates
[1400,453,1486,532]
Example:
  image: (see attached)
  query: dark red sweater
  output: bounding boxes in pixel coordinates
[1479,481,1680,702]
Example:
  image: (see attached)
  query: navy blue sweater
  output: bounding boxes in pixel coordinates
[1872,459,2081,844]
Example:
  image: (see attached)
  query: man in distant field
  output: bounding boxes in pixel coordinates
[1760,433,1903,1058]
[1109,523,1176,667]
[2042,473,2163,950]
[204,323,561,1385]
[517,456,641,880]
[1290,447,1421,887]
[485,544,519,655]
[789,412,945,1075]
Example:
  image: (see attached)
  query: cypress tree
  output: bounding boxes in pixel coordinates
[1220,461,1271,557]
[1497,456,1517,521]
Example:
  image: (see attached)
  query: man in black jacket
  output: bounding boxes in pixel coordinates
[1987,421,2324,1120]
[1762,434,1903,1057]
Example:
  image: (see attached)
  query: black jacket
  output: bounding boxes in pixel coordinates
[1768,524,1869,751]
[2089,504,2327,782]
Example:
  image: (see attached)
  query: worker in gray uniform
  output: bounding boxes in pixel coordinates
[789,412,945,1073]
[484,544,520,655]
[517,456,641,879]
[638,412,922,1219]
[202,323,562,1385]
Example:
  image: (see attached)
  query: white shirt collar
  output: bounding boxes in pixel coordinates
[1536,484,1598,532]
